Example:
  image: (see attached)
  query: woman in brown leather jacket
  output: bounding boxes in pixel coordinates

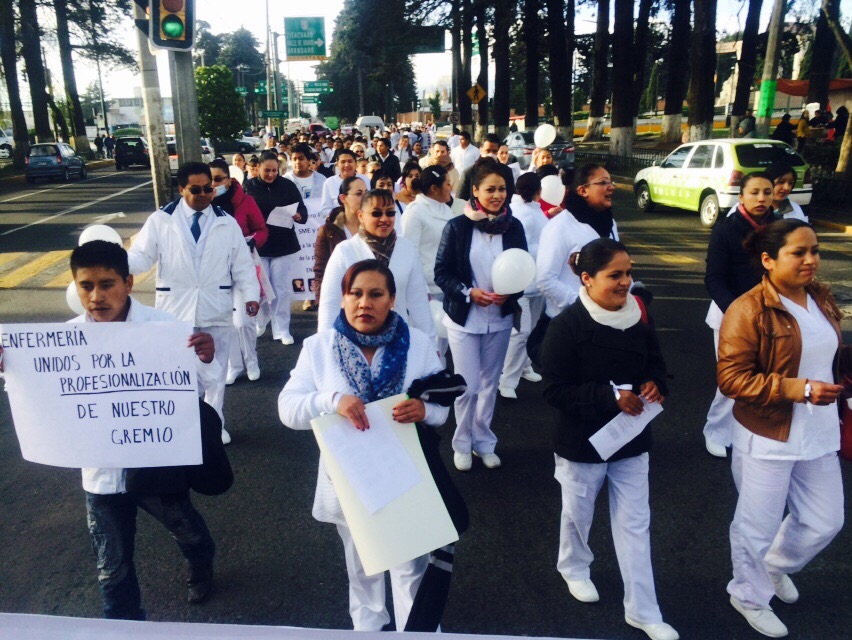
[717,219,850,638]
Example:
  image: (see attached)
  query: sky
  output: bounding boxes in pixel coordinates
[32,0,852,106]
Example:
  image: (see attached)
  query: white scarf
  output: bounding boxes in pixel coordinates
[579,286,641,331]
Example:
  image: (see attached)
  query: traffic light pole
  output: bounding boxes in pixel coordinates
[134,2,172,207]
[169,50,202,164]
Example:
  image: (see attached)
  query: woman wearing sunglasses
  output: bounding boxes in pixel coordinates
[317,188,437,346]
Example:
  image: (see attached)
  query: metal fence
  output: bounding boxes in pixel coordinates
[574,148,669,178]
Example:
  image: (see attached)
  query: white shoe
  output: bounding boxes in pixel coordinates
[473,450,502,469]
[770,573,799,604]
[705,434,727,458]
[521,367,542,382]
[225,370,241,385]
[281,334,295,346]
[246,363,260,381]
[221,429,231,445]
[499,386,517,399]
[564,578,599,603]
[730,597,788,637]
[625,616,679,640]
[453,452,472,471]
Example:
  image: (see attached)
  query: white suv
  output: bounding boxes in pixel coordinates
[0,129,14,158]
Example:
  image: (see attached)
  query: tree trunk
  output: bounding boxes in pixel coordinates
[630,0,653,116]
[493,0,511,139]
[565,0,575,139]
[821,0,852,176]
[459,0,473,129]
[19,0,54,142]
[547,0,571,139]
[755,0,786,137]
[609,0,634,156]
[0,0,29,167]
[474,3,489,142]
[524,0,540,129]
[582,0,609,142]
[451,0,462,114]
[54,0,91,157]
[731,0,762,136]
[808,3,838,109]
[688,0,717,141]
[661,0,690,143]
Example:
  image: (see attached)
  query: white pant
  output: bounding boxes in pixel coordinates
[703,327,736,447]
[228,288,259,376]
[257,255,294,339]
[336,523,428,631]
[448,326,512,455]
[199,325,231,428]
[555,453,664,624]
[727,449,844,609]
[500,295,543,390]
[431,292,449,368]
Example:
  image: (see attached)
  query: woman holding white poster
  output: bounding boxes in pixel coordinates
[539,238,678,640]
[278,260,449,632]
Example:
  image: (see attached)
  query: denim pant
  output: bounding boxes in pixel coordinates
[85,491,216,620]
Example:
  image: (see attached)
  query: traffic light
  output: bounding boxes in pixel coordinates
[329,81,334,93]
[149,0,195,51]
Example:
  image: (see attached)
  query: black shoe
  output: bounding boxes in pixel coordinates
[187,565,213,604]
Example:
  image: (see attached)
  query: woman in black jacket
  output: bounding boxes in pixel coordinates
[540,238,677,640]
[434,158,527,472]
[244,150,308,345]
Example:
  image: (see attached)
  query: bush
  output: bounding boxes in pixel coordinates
[801,142,840,173]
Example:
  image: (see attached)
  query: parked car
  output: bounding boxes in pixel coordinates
[168,142,214,180]
[633,138,812,227]
[504,130,576,171]
[213,137,258,153]
[114,136,150,170]
[166,137,215,163]
[0,129,14,158]
[354,115,385,134]
[25,143,87,183]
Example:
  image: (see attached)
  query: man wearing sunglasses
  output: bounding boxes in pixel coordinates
[128,162,260,445]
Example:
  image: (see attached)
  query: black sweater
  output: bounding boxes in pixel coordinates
[540,300,668,463]
[244,176,308,257]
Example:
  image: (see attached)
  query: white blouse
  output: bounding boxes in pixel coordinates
[732,293,839,460]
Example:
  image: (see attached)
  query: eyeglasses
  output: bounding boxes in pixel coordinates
[584,179,615,188]
[370,210,396,218]
[186,185,214,195]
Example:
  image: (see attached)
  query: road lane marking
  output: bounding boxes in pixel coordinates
[44,269,73,289]
[0,252,28,267]
[0,250,71,288]
[659,255,699,264]
[0,172,130,204]
[1,180,152,236]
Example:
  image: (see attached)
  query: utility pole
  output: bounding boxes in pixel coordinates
[756,0,786,137]
[265,0,273,136]
[96,56,109,135]
[272,32,283,117]
[134,2,172,207]
[169,50,202,164]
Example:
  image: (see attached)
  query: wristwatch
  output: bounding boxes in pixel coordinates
[804,382,813,403]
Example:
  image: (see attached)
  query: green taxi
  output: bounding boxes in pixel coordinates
[633,139,812,227]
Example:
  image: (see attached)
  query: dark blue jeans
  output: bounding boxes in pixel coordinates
[85,491,216,620]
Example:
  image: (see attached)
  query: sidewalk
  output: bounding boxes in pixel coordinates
[807,203,852,233]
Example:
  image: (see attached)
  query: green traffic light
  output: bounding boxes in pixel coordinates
[162,15,185,39]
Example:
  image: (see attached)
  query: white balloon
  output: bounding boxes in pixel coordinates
[492,248,536,295]
[429,299,449,339]
[229,164,244,184]
[540,175,566,206]
[79,224,122,246]
[66,281,85,315]
[533,123,557,149]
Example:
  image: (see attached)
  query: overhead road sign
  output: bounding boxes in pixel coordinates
[304,81,332,94]
[301,95,320,104]
[285,17,327,61]
[259,110,286,118]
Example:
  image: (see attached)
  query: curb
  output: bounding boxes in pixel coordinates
[810,218,852,234]
[0,159,114,185]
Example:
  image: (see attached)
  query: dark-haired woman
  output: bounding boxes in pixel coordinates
[279,260,448,632]
[718,220,849,638]
[244,150,308,345]
[703,173,780,458]
[434,159,528,470]
[395,161,422,211]
[540,238,678,640]
[318,189,436,345]
[537,164,619,321]
[725,162,807,222]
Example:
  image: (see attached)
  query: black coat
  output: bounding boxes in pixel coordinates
[244,176,308,257]
[375,152,402,182]
[434,213,527,327]
[704,209,779,313]
[540,300,668,464]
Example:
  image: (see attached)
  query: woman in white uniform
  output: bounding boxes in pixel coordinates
[718,219,849,638]
[279,260,448,631]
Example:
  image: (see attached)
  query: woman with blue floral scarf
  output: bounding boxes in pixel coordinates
[278,260,448,632]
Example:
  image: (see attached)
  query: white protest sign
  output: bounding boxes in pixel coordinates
[291,197,323,301]
[0,321,202,469]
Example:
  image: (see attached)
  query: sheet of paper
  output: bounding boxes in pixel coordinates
[311,394,458,575]
[588,400,664,461]
[267,203,298,228]
[321,403,422,514]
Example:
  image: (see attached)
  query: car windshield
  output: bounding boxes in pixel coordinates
[117,140,142,149]
[29,145,58,157]
[734,143,805,167]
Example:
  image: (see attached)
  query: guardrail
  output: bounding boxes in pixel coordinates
[811,168,852,206]
[574,149,669,177]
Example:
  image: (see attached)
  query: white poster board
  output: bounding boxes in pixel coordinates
[291,198,322,301]
[310,394,458,576]
[0,321,202,469]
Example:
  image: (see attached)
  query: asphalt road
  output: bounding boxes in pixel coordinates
[0,168,851,639]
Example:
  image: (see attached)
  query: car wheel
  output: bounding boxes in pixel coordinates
[116,163,122,171]
[699,193,720,228]
[636,182,655,212]
[62,168,70,182]
[79,165,87,180]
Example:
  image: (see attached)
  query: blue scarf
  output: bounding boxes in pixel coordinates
[333,309,410,403]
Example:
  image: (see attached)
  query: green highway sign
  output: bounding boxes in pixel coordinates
[236,86,248,96]
[301,95,319,104]
[285,17,327,61]
[259,110,286,118]
[304,80,332,94]
[409,26,446,55]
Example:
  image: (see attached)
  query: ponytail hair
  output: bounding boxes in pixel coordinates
[569,238,630,277]
[414,164,447,195]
